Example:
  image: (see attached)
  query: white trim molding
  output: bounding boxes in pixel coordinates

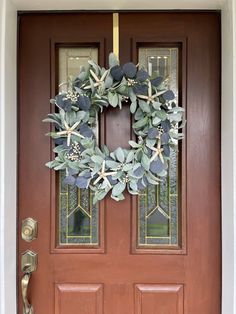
[0,0,17,314]
[222,0,236,312]
[10,0,225,10]
[0,1,235,313]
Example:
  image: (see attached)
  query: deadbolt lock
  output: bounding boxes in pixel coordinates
[22,218,38,242]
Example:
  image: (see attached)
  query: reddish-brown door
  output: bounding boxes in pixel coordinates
[18,12,221,314]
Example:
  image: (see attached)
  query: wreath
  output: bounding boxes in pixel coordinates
[44,53,184,203]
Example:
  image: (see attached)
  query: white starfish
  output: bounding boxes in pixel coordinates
[57,121,85,146]
[93,161,117,188]
[150,140,164,163]
[137,81,164,105]
[84,69,108,90]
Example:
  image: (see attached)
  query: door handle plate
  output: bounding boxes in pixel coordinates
[21,250,38,273]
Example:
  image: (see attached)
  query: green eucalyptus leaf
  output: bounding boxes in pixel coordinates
[141,154,150,171]
[100,180,109,189]
[110,152,116,160]
[59,109,65,121]
[135,149,143,161]
[93,193,99,204]
[128,141,141,148]
[106,160,120,168]
[97,190,109,201]
[76,110,86,121]
[109,53,119,67]
[169,112,182,122]
[152,116,161,126]
[43,118,61,125]
[78,70,87,81]
[123,164,133,171]
[146,175,160,185]
[45,160,59,168]
[47,132,61,138]
[102,145,110,156]
[111,193,125,201]
[139,100,151,113]
[152,101,161,110]
[112,171,122,180]
[91,162,102,176]
[91,155,104,164]
[95,147,104,156]
[134,108,144,120]
[115,147,125,163]
[112,182,126,196]
[133,117,148,129]
[53,145,67,153]
[129,88,136,100]
[108,91,118,107]
[169,106,185,113]
[126,150,135,163]
[130,101,137,113]
[129,181,138,191]
[54,162,67,170]
[146,138,156,148]
[105,75,113,89]
[118,94,122,109]
[156,110,167,120]
[127,188,139,195]
[158,169,168,177]
[169,131,184,139]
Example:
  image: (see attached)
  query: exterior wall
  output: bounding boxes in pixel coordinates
[0,1,235,313]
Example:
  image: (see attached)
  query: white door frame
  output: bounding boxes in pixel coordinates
[0,1,235,313]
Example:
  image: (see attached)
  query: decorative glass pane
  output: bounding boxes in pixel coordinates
[138,48,179,247]
[58,47,99,245]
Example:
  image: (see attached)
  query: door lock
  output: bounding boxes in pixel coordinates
[21,218,38,242]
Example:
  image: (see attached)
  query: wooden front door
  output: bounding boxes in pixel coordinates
[18,12,221,314]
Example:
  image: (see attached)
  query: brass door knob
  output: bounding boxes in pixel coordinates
[21,218,38,242]
[21,250,37,314]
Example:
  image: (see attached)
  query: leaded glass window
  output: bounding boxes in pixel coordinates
[138,48,179,247]
[58,47,99,245]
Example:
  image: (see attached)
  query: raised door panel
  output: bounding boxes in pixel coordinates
[135,284,184,314]
[55,284,103,314]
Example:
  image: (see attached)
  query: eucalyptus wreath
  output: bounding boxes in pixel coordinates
[44,53,184,203]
